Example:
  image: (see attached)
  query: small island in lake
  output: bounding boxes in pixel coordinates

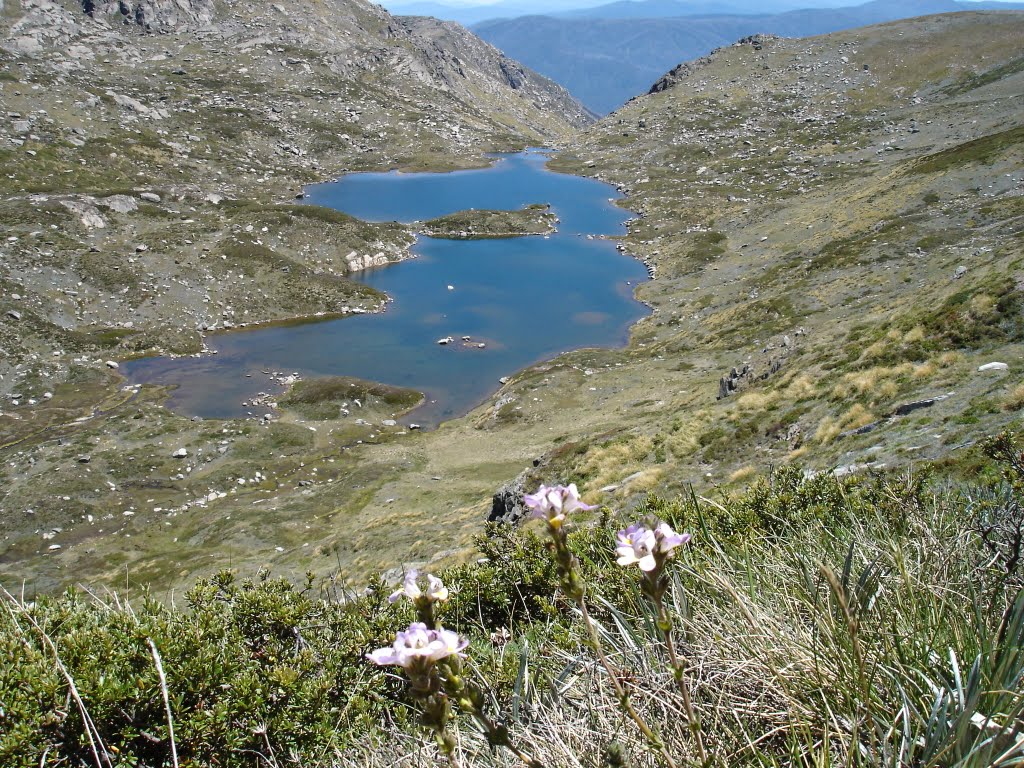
[418,204,557,239]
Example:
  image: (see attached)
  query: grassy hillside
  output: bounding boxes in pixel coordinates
[0,0,588,593]
[1,10,1022,626]
[1,11,1023,765]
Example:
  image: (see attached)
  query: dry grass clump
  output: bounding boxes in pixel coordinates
[728,465,758,484]
[1002,381,1024,412]
[621,467,666,494]
[831,364,913,402]
[666,430,701,459]
[735,390,776,411]
[577,433,656,490]
[814,403,877,444]
[783,373,818,400]
[665,412,710,458]
[969,292,997,318]
[937,350,963,367]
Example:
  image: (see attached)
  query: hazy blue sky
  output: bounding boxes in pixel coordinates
[381,0,1016,8]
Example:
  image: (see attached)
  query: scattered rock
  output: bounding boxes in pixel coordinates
[839,421,880,439]
[892,393,950,416]
[717,364,750,399]
[109,92,150,115]
[437,336,453,345]
[101,195,139,214]
[978,362,1009,372]
[488,456,550,524]
[489,469,531,525]
[105,360,119,369]
[345,250,390,271]
[60,199,107,229]
[172,448,188,458]
[139,192,162,203]
[953,265,967,279]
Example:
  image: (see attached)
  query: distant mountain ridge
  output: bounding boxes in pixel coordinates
[472,1,1024,113]
[556,0,1023,19]
[384,0,868,25]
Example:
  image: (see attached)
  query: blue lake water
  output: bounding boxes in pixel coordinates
[123,150,650,427]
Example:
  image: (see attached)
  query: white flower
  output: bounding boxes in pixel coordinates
[523,483,596,528]
[654,522,690,553]
[615,523,658,571]
[616,521,690,571]
[389,570,450,604]
[367,622,468,669]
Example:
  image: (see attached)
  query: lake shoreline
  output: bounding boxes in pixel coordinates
[121,150,651,427]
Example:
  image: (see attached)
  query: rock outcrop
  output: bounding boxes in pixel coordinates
[82,0,215,32]
[395,15,596,129]
[488,456,548,525]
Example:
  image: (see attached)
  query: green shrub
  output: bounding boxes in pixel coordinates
[2,439,1023,767]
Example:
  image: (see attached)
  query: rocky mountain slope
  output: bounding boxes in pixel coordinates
[0,0,589,366]
[545,10,1024,489]
[2,10,1022,595]
[0,0,590,589]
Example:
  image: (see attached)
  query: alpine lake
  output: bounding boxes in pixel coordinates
[123,149,651,427]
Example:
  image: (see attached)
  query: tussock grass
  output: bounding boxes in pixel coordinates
[577,433,657,490]
[1003,382,1024,412]
[735,390,776,411]
[814,402,877,445]
[783,373,818,400]
[3,437,1024,767]
[832,364,913,403]
[728,465,757,483]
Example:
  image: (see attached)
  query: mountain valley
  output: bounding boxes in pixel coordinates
[1,3,1022,599]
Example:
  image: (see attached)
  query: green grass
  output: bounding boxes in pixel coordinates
[419,205,556,239]
[2,435,1023,767]
[941,54,1024,96]
[913,124,1024,175]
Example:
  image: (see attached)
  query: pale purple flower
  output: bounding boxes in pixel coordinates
[389,570,449,604]
[367,622,468,669]
[616,523,658,571]
[523,483,596,528]
[654,522,690,554]
[616,521,691,571]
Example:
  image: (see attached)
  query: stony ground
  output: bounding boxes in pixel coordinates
[2,8,1023,593]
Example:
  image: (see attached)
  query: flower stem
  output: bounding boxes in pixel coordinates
[439,657,544,768]
[578,598,679,768]
[658,607,708,767]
